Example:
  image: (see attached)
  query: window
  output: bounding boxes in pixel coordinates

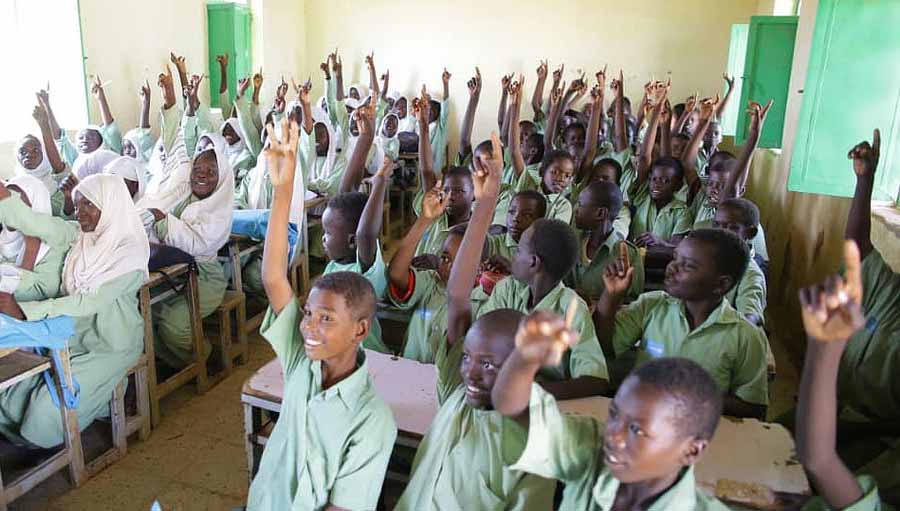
[0,0,88,142]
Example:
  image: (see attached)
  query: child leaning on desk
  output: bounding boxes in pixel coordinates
[244,118,396,511]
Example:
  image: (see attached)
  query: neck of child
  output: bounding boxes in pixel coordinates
[682,296,723,330]
[587,222,614,253]
[447,208,471,226]
[527,274,558,308]
[652,195,673,210]
[321,348,359,390]
[615,468,685,510]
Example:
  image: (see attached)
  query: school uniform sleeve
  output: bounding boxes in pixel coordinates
[218,91,231,118]
[160,206,230,259]
[19,270,144,320]
[434,335,465,405]
[181,113,200,158]
[318,155,348,197]
[325,78,342,129]
[328,401,397,510]
[507,384,603,483]
[99,122,123,154]
[54,130,79,167]
[0,194,78,252]
[233,173,251,209]
[159,105,184,155]
[671,204,694,236]
[734,262,767,323]
[389,268,437,309]
[235,96,263,158]
[800,475,884,511]
[259,296,305,374]
[613,206,632,240]
[130,127,157,162]
[567,295,609,380]
[612,291,663,356]
[729,322,770,406]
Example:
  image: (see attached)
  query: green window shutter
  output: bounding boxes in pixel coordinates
[207,2,252,109]
[735,16,798,149]
[789,0,900,201]
[722,24,749,137]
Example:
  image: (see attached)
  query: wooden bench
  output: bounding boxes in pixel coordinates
[139,263,207,428]
[240,355,810,509]
[212,240,251,385]
[0,350,85,510]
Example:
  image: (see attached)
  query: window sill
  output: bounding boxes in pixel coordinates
[871,201,900,272]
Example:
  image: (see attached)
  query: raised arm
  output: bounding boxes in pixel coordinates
[261,119,301,313]
[216,54,228,95]
[447,133,503,345]
[442,67,450,101]
[498,74,510,133]
[32,102,66,172]
[365,52,379,98]
[659,100,672,158]
[416,89,438,192]
[844,130,880,260]
[333,51,345,101]
[509,76,526,177]
[578,75,605,183]
[36,89,62,140]
[458,68,482,161]
[592,245,634,360]
[531,60,548,120]
[380,70,389,102]
[796,241,867,509]
[251,69,264,106]
[633,81,651,143]
[356,157,391,271]
[90,76,115,126]
[339,102,376,194]
[729,99,772,196]
[611,70,628,153]
[681,95,719,190]
[139,80,151,129]
[716,74,735,121]
[388,186,448,290]
[543,82,564,152]
[299,80,314,135]
[170,52,189,99]
[634,82,668,190]
[674,94,697,135]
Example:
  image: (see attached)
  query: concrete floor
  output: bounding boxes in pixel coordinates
[7,320,802,511]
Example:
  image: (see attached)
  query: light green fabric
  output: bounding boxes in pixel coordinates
[181,106,215,159]
[300,130,347,197]
[487,232,519,262]
[478,279,608,381]
[430,98,451,172]
[246,298,397,511]
[0,196,144,448]
[726,257,767,324]
[612,290,769,405]
[395,338,555,511]
[98,122,123,155]
[412,192,454,257]
[514,163,542,193]
[0,198,66,302]
[507,384,731,511]
[235,97,263,158]
[546,193,573,224]
[490,184,516,228]
[567,229,644,304]
[801,475,886,511]
[55,132,78,167]
[324,243,390,353]
[628,183,693,241]
[690,188,716,229]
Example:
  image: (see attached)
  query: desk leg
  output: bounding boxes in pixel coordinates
[244,402,263,485]
[56,349,86,487]
[141,287,162,428]
[187,268,209,394]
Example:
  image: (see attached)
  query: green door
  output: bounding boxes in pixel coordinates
[207,2,252,109]
[788,0,900,201]
[735,15,798,149]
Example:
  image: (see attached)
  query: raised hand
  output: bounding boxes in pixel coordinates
[723,73,735,91]
[170,52,186,71]
[252,69,264,91]
[90,75,104,98]
[264,118,300,188]
[550,81,565,107]
[32,103,49,127]
[185,74,203,112]
[140,80,151,102]
[59,174,79,199]
[237,76,251,97]
[421,182,449,220]
[685,93,698,114]
[649,78,670,106]
[699,95,719,120]
[552,63,565,84]
[537,60,548,80]
[319,60,331,79]
[158,65,176,108]
[660,99,672,124]
[216,53,229,68]
[799,240,865,342]
[299,78,312,104]
[375,156,394,180]
[501,74,512,92]
[442,67,452,85]
[467,67,482,98]
[602,242,635,298]
[332,51,342,74]
[514,310,580,367]
[847,128,881,179]
[595,65,608,91]
[365,52,375,71]
[380,70,390,83]
[472,132,503,200]
[610,70,624,97]
[567,72,587,95]
[36,88,50,108]
[747,99,773,136]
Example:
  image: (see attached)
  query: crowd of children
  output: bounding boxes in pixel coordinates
[0,48,896,510]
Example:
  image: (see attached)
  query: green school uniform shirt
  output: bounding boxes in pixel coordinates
[693,218,770,264]
[612,291,769,406]
[726,257,767,325]
[801,475,886,511]
[299,130,348,197]
[246,298,397,511]
[478,279,609,381]
[567,229,644,304]
[395,338,556,511]
[389,269,487,364]
[431,99,451,172]
[629,183,693,241]
[546,193,573,224]
[507,384,731,511]
[514,163,542,193]
[324,243,391,354]
[487,232,519,262]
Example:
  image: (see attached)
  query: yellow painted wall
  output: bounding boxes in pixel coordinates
[301,0,758,156]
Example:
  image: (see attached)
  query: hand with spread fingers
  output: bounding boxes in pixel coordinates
[514,310,580,367]
[264,118,301,188]
[472,132,504,200]
[798,240,865,342]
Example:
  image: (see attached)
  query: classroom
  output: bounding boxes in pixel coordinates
[0,0,897,509]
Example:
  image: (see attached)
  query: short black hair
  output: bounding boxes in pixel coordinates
[312,271,377,321]
[673,133,690,143]
[525,133,546,162]
[584,181,623,218]
[540,149,574,177]
[673,103,686,119]
[686,228,749,291]
[444,165,474,185]
[513,190,548,218]
[563,122,586,139]
[651,156,685,179]
[719,198,760,228]
[593,158,623,184]
[473,139,494,159]
[708,151,736,173]
[631,357,723,440]
[447,222,490,262]
[519,119,536,131]
[327,191,368,227]
[469,308,525,349]
[529,219,578,281]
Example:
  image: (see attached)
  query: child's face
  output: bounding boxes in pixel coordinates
[564,127,586,159]
[428,100,440,124]
[17,136,43,170]
[511,226,538,283]
[77,128,102,154]
[589,162,619,187]
[349,87,361,100]
[300,287,366,361]
[73,191,102,233]
[393,97,408,119]
[314,123,329,156]
[383,116,398,138]
[122,139,138,160]
[521,136,541,165]
[321,207,354,262]
[649,164,681,203]
[574,189,609,231]
[443,174,474,219]
[665,238,727,301]
[705,169,730,207]
[703,122,722,152]
[683,111,699,136]
[190,150,219,199]
[506,196,543,242]
[438,234,463,283]
[542,158,575,195]
[671,137,687,159]
[460,320,515,409]
[713,205,755,242]
[222,123,241,146]
[519,121,536,142]
[604,376,700,484]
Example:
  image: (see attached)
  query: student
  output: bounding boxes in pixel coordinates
[456,68,482,168]
[137,132,232,370]
[371,112,399,174]
[795,240,888,510]
[568,181,644,304]
[712,198,766,327]
[145,65,193,197]
[514,150,576,223]
[576,157,632,239]
[17,100,68,216]
[60,78,122,179]
[121,80,157,165]
[0,176,61,303]
[221,116,256,182]
[388,186,490,362]
[103,156,147,202]
[395,134,556,509]
[593,228,769,418]
[492,319,732,510]
[835,130,900,501]
[297,78,351,197]
[478,213,610,399]
[415,69,452,173]
[247,119,395,510]
[0,174,149,449]
[486,190,546,262]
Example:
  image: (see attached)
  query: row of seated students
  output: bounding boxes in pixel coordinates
[0,49,896,509]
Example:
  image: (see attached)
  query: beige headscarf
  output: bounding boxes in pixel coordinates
[103,156,147,202]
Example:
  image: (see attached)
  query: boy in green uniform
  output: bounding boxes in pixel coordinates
[576,158,632,239]
[395,134,555,510]
[628,156,693,248]
[795,240,889,510]
[492,316,733,511]
[568,181,644,304]
[712,198,767,327]
[486,190,546,263]
[247,120,396,510]
[594,228,769,418]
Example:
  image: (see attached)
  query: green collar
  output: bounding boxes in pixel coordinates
[592,466,699,511]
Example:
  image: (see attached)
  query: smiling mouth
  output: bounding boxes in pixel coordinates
[605,451,626,467]
[304,338,323,348]
[465,384,487,397]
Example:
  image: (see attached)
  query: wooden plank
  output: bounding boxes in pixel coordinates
[0,351,51,392]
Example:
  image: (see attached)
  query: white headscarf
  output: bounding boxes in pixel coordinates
[0,175,52,266]
[246,136,310,225]
[103,156,146,202]
[221,117,248,163]
[138,133,234,260]
[123,128,155,163]
[348,83,365,99]
[14,135,57,195]
[308,120,338,183]
[394,95,416,132]
[371,113,400,175]
[62,174,150,295]
[73,147,119,180]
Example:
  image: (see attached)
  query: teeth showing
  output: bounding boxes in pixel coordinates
[305,339,322,347]
[607,453,621,464]
[466,385,482,394]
